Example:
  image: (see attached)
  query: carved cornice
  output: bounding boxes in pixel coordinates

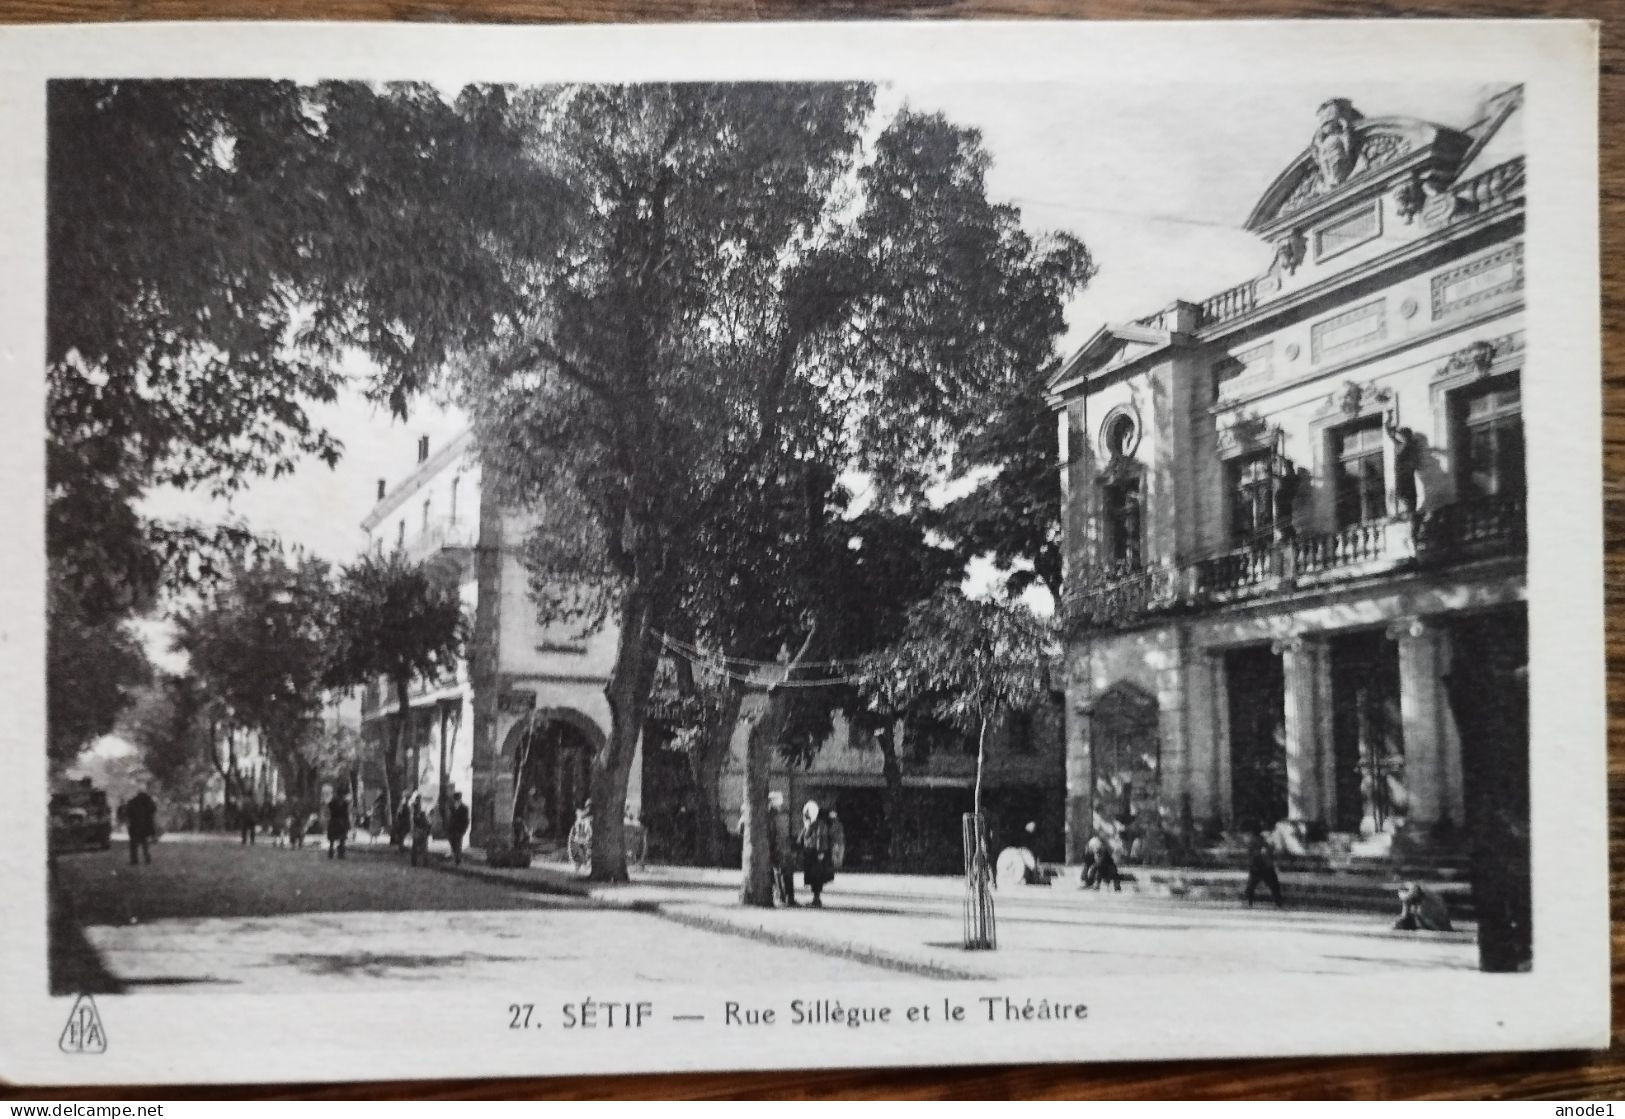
[1433,331,1525,385]
[1215,418,1281,459]
[1385,617,1435,641]
[1312,378,1392,421]
[1270,633,1324,655]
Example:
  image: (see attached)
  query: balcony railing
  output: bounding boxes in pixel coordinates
[405,517,477,563]
[1065,495,1524,629]
[1198,280,1257,328]
[1415,493,1526,562]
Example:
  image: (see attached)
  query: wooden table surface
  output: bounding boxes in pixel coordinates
[4,0,1620,1100]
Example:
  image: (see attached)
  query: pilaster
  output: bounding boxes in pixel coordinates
[1388,616,1462,836]
[1206,650,1233,828]
[1273,634,1330,824]
[1063,647,1094,862]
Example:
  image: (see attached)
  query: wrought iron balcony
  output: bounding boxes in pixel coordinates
[1064,495,1524,629]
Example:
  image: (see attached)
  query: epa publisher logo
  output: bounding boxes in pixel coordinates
[58,994,106,1054]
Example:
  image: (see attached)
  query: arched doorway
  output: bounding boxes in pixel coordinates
[1088,681,1161,855]
[503,712,601,848]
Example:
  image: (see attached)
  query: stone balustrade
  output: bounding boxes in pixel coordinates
[1452,156,1525,213]
[1198,279,1257,327]
[1065,497,1524,629]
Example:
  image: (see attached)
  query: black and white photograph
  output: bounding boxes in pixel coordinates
[1,19,1605,1086]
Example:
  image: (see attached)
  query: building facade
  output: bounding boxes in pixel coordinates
[357,431,483,825]
[358,429,1065,864]
[1049,89,1527,864]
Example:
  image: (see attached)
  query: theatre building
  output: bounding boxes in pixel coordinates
[1049,88,1527,867]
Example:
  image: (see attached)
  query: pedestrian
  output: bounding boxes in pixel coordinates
[798,800,835,908]
[1243,827,1284,908]
[371,792,387,844]
[238,800,256,846]
[393,797,412,850]
[1392,881,1453,932]
[447,791,470,866]
[766,792,797,907]
[327,789,350,860]
[125,786,157,866]
[409,794,433,867]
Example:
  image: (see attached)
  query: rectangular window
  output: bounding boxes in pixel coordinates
[423,498,431,531]
[1228,452,1275,548]
[1314,203,1381,261]
[1455,374,1524,500]
[1332,418,1387,527]
[1102,478,1143,573]
[396,520,405,551]
[450,477,460,524]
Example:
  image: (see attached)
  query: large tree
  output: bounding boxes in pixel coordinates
[47,80,556,764]
[46,581,152,770]
[119,672,225,817]
[469,85,1091,883]
[172,552,335,803]
[938,363,1072,602]
[323,550,469,816]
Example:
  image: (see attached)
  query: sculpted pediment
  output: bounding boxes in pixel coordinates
[1245,99,1469,234]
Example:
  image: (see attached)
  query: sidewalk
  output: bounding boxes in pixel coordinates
[348,836,1480,981]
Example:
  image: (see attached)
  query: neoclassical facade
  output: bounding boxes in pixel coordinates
[1049,89,1527,863]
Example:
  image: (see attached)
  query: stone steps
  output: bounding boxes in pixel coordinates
[1132,866,1475,920]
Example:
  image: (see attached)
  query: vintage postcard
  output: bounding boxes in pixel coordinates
[0,19,1605,1087]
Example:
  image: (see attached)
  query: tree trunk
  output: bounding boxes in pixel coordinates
[877,719,907,870]
[739,707,778,908]
[438,703,451,829]
[390,674,413,815]
[974,709,988,820]
[740,629,817,908]
[593,580,663,882]
[689,684,743,866]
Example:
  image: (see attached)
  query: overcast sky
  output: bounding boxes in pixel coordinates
[139,79,1503,569]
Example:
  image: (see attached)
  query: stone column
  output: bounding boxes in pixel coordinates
[1154,642,1187,821]
[1204,650,1233,829]
[1063,648,1094,863]
[1273,635,1329,825]
[1388,617,1460,836]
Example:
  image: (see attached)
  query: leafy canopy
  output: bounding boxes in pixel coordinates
[323,550,469,693]
[172,553,334,768]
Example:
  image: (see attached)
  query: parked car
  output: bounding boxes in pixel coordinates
[49,780,112,852]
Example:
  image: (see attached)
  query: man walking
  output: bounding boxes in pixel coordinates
[326,789,350,860]
[409,794,433,867]
[1243,827,1284,908]
[766,792,797,907]
[126,786,157,866]
[447,791,470,866]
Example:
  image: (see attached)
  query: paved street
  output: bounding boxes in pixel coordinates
[48,835,884,994]
[50,834,1478,995]
[494,861,1480,981]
